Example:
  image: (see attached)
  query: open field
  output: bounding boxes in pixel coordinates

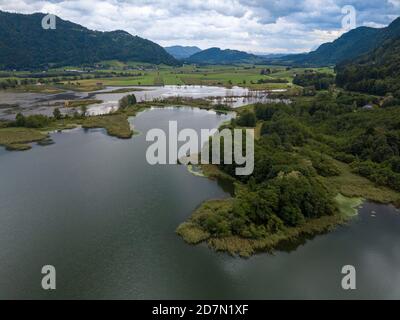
[70,64,334,91]
[1,62,335,93]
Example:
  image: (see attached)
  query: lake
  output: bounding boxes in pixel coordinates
[0,107,400,299]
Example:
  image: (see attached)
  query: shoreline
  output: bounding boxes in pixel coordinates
[175,108,400,257]
[0,100,236,151]
[177,161,367,258]
[2,98,400,259]
[177,195,363,258]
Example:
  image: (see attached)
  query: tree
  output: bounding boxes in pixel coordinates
[53,108,62,120]
[24,115,51,128]
[15,113,26,127]
[80,105,88,118]
[293,72,335,91]
[236,111,256,127]
[119,94,137,110]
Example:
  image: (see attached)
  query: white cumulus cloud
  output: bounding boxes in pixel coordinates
[0,0,398,53]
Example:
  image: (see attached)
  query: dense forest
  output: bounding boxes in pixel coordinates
[0,11,178,69]
[336,36,400,100]
[293,71,335,91]
[180,89,400,250]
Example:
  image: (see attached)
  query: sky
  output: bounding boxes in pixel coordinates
[0,0,399,54]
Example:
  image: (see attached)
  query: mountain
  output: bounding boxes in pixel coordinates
[164,46,202,60]
[186,47,266,65]
[0,11,178,69]
[271,16,400,67]
[336,36,400,97]
[256,53,288,59]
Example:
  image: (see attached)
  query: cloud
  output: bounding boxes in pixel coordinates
[0,0,399,53]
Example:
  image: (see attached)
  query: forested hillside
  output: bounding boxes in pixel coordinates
[0,11,178,69]
[186,47,265,65]
[271,16,400,67]
[165,46,202,59]
[336,36,400,99]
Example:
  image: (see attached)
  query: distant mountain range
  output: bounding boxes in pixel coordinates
[0,11,178,69]
[185,47,266,65]
[166,15,400,67]
[269,16,400,67]
[1,10,399,70]
[164,46,202,59]
[256,53,288,59]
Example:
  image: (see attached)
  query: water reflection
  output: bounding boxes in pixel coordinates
[0,108,400,299]
[0,85,290,119]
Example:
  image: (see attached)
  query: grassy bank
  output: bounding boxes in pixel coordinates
[150,97,232,113]
[10,85,65,94]
[0,127,48,150]
[321,159,400,204]
[201,164,237,182]
[82,114,135,139]
[56,83,104,92]
[99,88,149,94]
[64,99,102,108]
[0,100,224,152]
[0,98,155,151]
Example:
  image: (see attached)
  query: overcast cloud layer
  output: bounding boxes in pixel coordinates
[0,0,399,53]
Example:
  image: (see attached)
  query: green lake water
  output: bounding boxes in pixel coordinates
[0,107,400,299]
